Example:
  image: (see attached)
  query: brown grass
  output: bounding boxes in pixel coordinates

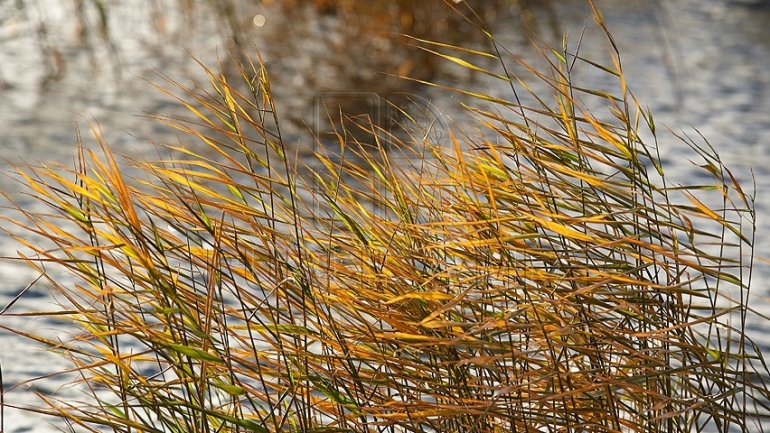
[2,3,768,433]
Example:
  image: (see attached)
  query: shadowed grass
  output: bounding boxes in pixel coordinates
[1,5,769,433]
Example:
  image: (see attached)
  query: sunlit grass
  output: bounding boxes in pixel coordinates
[2,3,769,433]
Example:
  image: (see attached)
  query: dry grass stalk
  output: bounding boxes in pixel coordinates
[2,5,768,433]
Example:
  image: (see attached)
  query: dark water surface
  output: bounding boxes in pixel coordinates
[1,0,769,431]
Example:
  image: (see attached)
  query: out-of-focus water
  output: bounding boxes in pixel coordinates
[0,0,769,431]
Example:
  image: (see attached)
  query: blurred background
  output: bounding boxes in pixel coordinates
[0,0,769,431]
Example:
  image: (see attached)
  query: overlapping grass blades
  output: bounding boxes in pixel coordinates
[3,6,768,433]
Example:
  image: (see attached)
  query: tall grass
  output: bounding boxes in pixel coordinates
[2,3,769,433]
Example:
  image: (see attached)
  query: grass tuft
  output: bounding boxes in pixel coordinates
[2,4,769,433]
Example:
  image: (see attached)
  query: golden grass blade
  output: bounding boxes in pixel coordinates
[1,4,765,433]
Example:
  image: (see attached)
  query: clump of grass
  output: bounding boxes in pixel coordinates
[2,5,769,433]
